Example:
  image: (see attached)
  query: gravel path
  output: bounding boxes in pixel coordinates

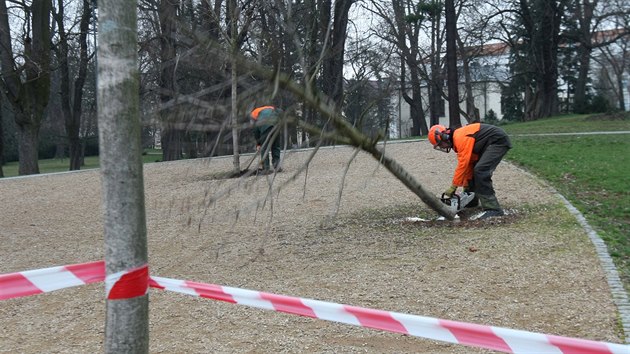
[0,140,625,353]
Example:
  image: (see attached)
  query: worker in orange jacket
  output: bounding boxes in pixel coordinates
[428,122,512,219]
[250,105,282,173]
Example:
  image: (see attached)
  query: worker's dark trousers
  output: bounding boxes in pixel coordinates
[259,127,281,170]
[468,144,510,211]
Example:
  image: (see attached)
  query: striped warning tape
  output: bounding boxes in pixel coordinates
[106,263,149,299]
[149,276,629,354]
[1,262,628,353]
[0,261,105,300]
[0,261,148,301]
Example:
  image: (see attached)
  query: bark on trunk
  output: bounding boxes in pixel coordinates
[161,126,183,161]
[159,0,180,161]
[97,0,149,352]
[616,74,626,111]
[573,45,592,113]
[229,0,240,174]
[456,34,478,123]
[445,0,461,129]
[321,0,354,111]
[17,117,41,175]
[429,15,443,127]
[0,100,3,177]
[0,0,51,175]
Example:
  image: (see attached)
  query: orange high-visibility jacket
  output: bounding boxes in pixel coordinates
[451,124,480,187]
[250,106,275,120]
[450,123,511,187]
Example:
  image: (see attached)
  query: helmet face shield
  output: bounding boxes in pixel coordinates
[434,140,452,153]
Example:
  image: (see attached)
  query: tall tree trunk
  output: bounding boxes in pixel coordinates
[429,14,443,127]
[570,0,595,113]
[301,0,319,143]
[161,127,183,160]
[70,0,91,170]
[0,95,3,178]
[391,0,426,136]
[400,59,427,136]
[456,34,478,123]
[97,1,149,352]
[520,0,563,120]
[445,0,461,128]
[616,72,626,111]
[16,120,40,175]
[55,0,92,170]
[574,44,592,113]
[0,0,52,175]
[229,0,240,174]
[321,0,355,111]
[159,0,181,161]
[408,88,425,136]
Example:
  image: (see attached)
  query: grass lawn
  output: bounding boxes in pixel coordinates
[502,113,630,290]
[499,112,630,134]
[1,150,163,178]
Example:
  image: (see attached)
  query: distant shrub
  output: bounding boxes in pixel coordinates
[484,109,499,124]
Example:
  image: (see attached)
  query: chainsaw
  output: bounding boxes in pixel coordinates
[440,192,476,213]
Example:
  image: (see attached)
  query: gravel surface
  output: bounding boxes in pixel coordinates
[0,140,625,353]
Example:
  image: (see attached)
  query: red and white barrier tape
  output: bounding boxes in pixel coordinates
[106,264,149,299]
[1,262,628,354]
[0,261,105,300]
[149,276,629,354]
[0,261,148,301]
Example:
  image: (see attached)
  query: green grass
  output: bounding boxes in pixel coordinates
[1,150,163,178]
[499,112,630,134]
[502,113,630,289]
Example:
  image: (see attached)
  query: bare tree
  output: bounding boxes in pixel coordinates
[97,0,149,352]
[227,0,255,175]
[454,0,501,123]
[53,0,93,170]
[445,0,462,128]
[594,37,630,110]
[159,0,182,161]
[563,0,630,113]
[515,0,567,120]
[368,0,429,136]
[321,0,357,112]
[0,0,52,175]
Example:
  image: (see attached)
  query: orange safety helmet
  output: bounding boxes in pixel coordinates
[428,124,452,152]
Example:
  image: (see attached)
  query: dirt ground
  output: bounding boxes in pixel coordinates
[0,140,625,353]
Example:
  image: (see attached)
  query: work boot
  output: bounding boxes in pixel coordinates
[471,194,505,219]
[475,209,505,220]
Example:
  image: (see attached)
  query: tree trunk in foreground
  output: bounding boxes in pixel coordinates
[97,1,149,352]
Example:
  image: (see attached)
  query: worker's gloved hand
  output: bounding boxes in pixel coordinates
[444,185,457,197]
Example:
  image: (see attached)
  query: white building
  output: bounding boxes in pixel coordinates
[390,42,511,139]
[390,32,630,139]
